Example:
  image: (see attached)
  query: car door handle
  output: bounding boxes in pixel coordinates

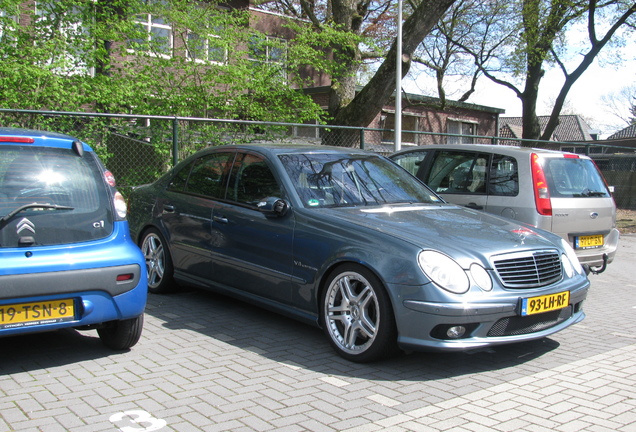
[213,215,228,224]
[163,204,175,213]
[465,202,483,210]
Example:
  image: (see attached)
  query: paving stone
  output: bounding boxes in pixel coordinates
[2,235,636,432]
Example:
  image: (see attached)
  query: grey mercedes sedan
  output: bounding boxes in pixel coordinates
[128,144,589,362]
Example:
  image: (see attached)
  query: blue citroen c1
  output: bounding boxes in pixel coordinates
[0,128,147,349]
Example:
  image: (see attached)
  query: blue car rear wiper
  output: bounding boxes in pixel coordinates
[0,203,74,230]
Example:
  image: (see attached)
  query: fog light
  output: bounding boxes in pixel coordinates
[446,326,466,339]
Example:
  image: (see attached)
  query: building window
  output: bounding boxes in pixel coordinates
[448,120,476,144]
[187,31,226,64]
[35,1,93,76]
[131,0,172,57]
[248,34,287,79]
[381,113,423,145]
[0,7,18,41]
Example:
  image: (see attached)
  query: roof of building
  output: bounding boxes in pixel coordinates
[607,124,636,140]
[499,115,598,142]
[303,86,506,115]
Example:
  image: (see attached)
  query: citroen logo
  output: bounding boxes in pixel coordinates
[16,218,36,235]
[590,212,599,219]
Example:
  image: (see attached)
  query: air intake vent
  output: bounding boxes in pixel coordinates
[493,250,562,288]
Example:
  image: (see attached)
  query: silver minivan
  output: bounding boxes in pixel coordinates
[391,144,619,274]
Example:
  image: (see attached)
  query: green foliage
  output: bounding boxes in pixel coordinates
[0,0,325,124]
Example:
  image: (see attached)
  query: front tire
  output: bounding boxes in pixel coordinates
[97,315,144,350]
[140,228,176,294]
[321,264,398,362]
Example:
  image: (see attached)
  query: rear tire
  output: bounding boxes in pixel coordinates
[140,228,176,294]
[97,314,144,350]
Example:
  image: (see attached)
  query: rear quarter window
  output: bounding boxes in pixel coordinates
[489,155,519,196]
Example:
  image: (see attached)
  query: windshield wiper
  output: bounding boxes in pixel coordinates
[580,189,607,197]
[0,203,74,230]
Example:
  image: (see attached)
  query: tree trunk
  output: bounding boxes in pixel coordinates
[520,63,543,144]
[330,0,456,129]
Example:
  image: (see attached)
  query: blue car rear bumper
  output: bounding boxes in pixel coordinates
[0,221,147,336]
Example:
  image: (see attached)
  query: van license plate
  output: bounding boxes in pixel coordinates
[0,299,75,329]
[575,234,604,249]
[521,291,569,316]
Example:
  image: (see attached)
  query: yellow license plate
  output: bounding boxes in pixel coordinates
[521,291,569,316]
[0,299,75,329]
[575,234,604,249]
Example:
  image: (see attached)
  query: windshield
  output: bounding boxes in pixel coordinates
[0,145,113,247]
[279,153,443,208]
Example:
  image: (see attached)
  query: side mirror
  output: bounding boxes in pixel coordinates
[257,197,290,217]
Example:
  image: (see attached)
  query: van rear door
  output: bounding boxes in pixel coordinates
[542,155,615,247]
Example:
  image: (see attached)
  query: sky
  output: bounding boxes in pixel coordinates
[403,54,635,140]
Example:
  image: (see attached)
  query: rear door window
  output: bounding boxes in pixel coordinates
[0,145,112,247]
[428,151,489,194]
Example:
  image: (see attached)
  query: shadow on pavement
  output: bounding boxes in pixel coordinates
[0,329,122,374]
[147,286,562,382]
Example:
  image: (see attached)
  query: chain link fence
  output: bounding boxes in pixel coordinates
[1,109,635,209]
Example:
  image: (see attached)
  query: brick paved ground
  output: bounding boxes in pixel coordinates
[1,235,635,432]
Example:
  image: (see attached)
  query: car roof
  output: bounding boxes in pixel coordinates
[0,127,91,152]
[391,143,590,159]
[192,142,379,158]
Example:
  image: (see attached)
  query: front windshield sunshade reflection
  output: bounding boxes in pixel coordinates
[279,153,442,208]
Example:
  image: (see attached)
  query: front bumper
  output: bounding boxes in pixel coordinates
[393,281,589,352]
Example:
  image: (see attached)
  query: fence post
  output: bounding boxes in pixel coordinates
[360,128,365,150]
[172,117,179,167]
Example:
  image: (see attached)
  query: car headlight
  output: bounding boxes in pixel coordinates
[418,250,470,294]
[470,263,492,291]
[562,254,574,278]
[560,238,583,275]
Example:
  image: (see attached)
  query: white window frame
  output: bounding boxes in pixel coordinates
[0,7,19,41]
[248,34,288,80]
[131,1,173,58]
[34,1,94,77]
[186,31,226,64]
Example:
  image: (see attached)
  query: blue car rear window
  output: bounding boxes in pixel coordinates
[0,145,114,247]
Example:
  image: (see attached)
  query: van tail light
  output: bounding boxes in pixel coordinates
[531,153,552,216]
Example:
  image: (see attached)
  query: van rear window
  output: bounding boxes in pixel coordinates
[544,158,610,198]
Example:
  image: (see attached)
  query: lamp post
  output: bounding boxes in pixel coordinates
[394,0,402,152]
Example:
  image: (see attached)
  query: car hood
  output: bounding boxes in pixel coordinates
[320,204,563,265]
